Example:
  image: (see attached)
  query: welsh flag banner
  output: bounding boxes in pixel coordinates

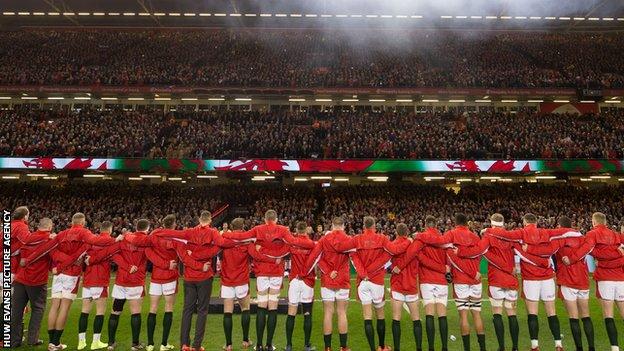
[0,157,622,174]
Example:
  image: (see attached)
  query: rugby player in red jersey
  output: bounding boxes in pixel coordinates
[417,213,485,351]
[350,216,411,351]
[284,222,317,351]
[222,210,310,351]
[22,213,119,351]
[561,213,624,351]
[11,218,70,348]
[77,221,115,351]
[456,214,551,351]
[305,217,356,351]
[395,216,450,351]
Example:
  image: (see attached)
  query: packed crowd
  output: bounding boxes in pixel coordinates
[3,182,623,236]
[320,184,624,235]
[2,107,624,159]
[1,29,624,88]
[0,182,319,230]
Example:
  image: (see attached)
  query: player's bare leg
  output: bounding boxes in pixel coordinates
[78,298,93,350]
[601,299,620,351]
[147,295,162,349]
[525,300,541,350]
[285,303,298,350]
[323,301,335,350]
[407,301,422,351]
[374,305,387,350]
[223,297,235,350]
[91,297,108,349]
[47,298,61,350]
[362,303,376,351]
[505,301,519,351]
[129,298,144,349]
[160,293,176,350]
[265,287,280,350]
[240,294,252,349]
[470,301,485,351]
[544,300,563,349]
[256,289,269,351]
[336,300,350,350]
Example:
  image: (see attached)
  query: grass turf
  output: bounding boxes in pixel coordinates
[17,276,620,351]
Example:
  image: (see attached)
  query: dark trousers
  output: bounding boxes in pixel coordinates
[10,282,47,346]
[180,278,213,348]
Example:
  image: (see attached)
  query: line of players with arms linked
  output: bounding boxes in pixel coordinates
[9,206,624,351]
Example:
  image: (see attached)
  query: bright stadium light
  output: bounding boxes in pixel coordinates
[480,176,501,180]
[425,176,445,181]
[197,175,218,179]
[47,97,64,100]
[422,99,439,102]
[21,96,38,100]
[101,97,118,100]
[369,99,386,102]
[334,178,349,182]
[475,99,491,103]
[181,98,198,101]
[501,99,518,103]
[315,98,333,102]
[127,97,144,101]
[580,100,595,103]
[342,98,359,102]
[289,98,306,102]
[590,175,611,179]
[154,97,171,101]
[0,97,11,100]
[1,176,19,180]
[527,99,544,103]
[396,99,413,102]
[27,173,48,177]
[535,175,557,180]
[605,100,621,104]
[553,100,569,103]
[294,177,309,182]
[209,98,226,101]
[140,175,161,179]
[235,98,252,101]
[168,177,183,181]
[311,176,332,180]
[74,97,91,100]
[83,174,105,178]
[449,99,465,103]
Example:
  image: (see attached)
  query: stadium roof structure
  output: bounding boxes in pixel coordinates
[2,0,624,30]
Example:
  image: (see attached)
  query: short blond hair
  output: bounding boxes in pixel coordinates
[592,212,607,225]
